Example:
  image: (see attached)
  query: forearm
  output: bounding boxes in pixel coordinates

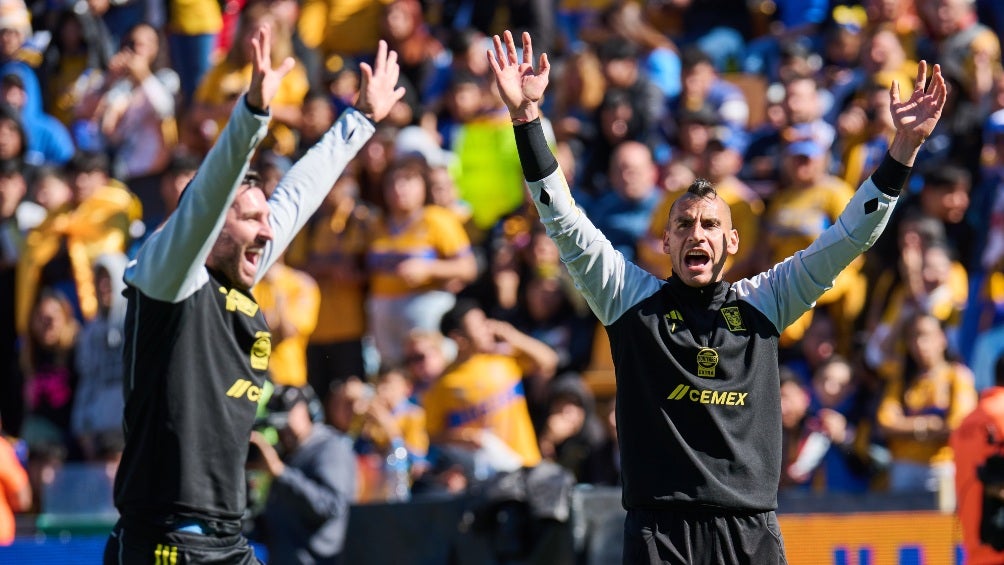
[429,254,477,283]
[507,332,559,379]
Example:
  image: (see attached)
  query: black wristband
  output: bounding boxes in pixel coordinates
[513,119,558,182]
[870,153,912,196]
[244,96,269,116]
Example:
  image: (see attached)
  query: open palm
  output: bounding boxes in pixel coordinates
[890,60,947,142]
[488,31,550,121]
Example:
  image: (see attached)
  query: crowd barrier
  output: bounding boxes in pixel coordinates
[0,465,967,564]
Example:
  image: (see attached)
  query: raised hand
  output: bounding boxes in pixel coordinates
[487,30,550,123]
[246,24,296,113]
[888,60,948,165]
[354,40,407,123]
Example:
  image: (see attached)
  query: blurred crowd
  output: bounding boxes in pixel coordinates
[1,0,1004,544]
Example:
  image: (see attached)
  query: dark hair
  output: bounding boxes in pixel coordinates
[680,46,713,71]
[598,37,640,62]
[668,178,718,218]
[922,164,971,190]
[0,157,22,178]
[439,298,482,337]
[68,151,110,174]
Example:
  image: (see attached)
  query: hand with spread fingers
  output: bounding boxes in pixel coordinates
[888,60,948,166]
[354,39,407,123]
[245,23,296,113]
[487,30,551,124]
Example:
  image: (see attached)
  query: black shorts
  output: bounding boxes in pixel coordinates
[623,507,788,565]
[103,521,262,565]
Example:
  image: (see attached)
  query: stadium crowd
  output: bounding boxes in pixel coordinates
[0,0,1003,552]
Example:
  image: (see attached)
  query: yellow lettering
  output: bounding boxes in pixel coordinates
[689,389,700,402]
[247,386,261,402]
[711,391,728,404]
[226,380,251,397]
[726,392,738,405]
[735,393,747,405]
[700,390,711,403]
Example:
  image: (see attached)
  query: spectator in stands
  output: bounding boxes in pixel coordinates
[424,299,557,478]
[365,155,477,365]
[917,0,1001,105]
[291,172,374,395]
[536,376,607,483]
[29,166,73,214]
[0,418,30,546]
[0,72,74,168]
[669,47,749,154]
[70,252,127,461]
[876,311,977,493]
[401,329,451,402]
[786,356,880,493]
[40,7,113,129]
[75,22,177,232]
[381,0,444,99]
[252,384,356,565]
[951,354,1004,565]
[840,81,898,189]
[586,141,662,262]
[296,0,387,64]
[165,0,223,105]
[188,2,309,157]
[15,151,142,336]
[20,288,79,457]
[779,368,811,490]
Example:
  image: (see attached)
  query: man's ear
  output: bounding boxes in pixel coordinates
[726,228,739,256]
[662,230,671,255]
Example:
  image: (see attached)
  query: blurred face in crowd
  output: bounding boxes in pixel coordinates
[300,97,335,142]
[382,164,427,215]
[206,184,274,290]
[919,0,972,39]
[278,401,312,451]
[812,360,855,408]
[403,333,448,390]
[920,179,970,224]
[160,168,197,214]
[458,307,496,354]
[0,170,24,218]
[427,166,458,209]
[376,369,411,409]
[704,142,741,183]
[0,117,22,160]
[72,167,109,204]
[783,77,821,124]
[780,379,809,430]
[446,82,482,122]
[0,27,23,59]
[609,142,657,202]
[31,293,74,349]
[123,23,159,65]
[0,82,25,111]
[95,266,112,312]
[906,314,947,370]
[863,29,907,73]
[664,192,738,287]
[682,61,716,100]
[383,0,417,42]
[921,245,952,293]
[33,172,72,212]
[784,151,825,186]
[602,57,639,89]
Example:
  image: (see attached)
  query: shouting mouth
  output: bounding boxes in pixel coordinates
[684,248,711,270]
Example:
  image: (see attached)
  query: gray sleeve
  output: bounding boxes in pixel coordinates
[526,169,663,325]
[734,177,899,331]
[272,436,355,525]
[125,96,270,302]
[257,108,375,280]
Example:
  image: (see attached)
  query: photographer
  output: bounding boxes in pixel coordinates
[952,355,1004,564]
[250,385,356,565]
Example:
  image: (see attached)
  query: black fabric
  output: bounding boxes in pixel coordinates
[622,508,788,565]
[114,271,270,533]
[870,153,913,196]
[103,521,262,565]
[608,276,783,512]
[513,119,558,182]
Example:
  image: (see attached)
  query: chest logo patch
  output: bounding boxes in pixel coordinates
[696,347,719,378]
[664,309,685,332]
[721,306,746,332]
[250,331,272,371]
[220,287,260,317]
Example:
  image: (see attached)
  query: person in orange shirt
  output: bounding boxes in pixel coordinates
[952,355,1004,564]
[0,429,30,546]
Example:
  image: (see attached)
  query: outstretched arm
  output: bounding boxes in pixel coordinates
[738,61,948,332]
[489,31,661,326]
[260,40,407,277]
[128,24,294,302]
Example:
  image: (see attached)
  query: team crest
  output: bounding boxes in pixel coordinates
[696,347,719,378]
[721,307,745,332]
[250,331,272,371]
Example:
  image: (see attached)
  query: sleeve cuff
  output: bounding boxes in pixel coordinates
[870,153,912,196]
[243,95,270,117]
[513,119,558,182]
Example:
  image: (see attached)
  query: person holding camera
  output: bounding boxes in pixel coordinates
[250,384,356,565]
[952,355,1004,564]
